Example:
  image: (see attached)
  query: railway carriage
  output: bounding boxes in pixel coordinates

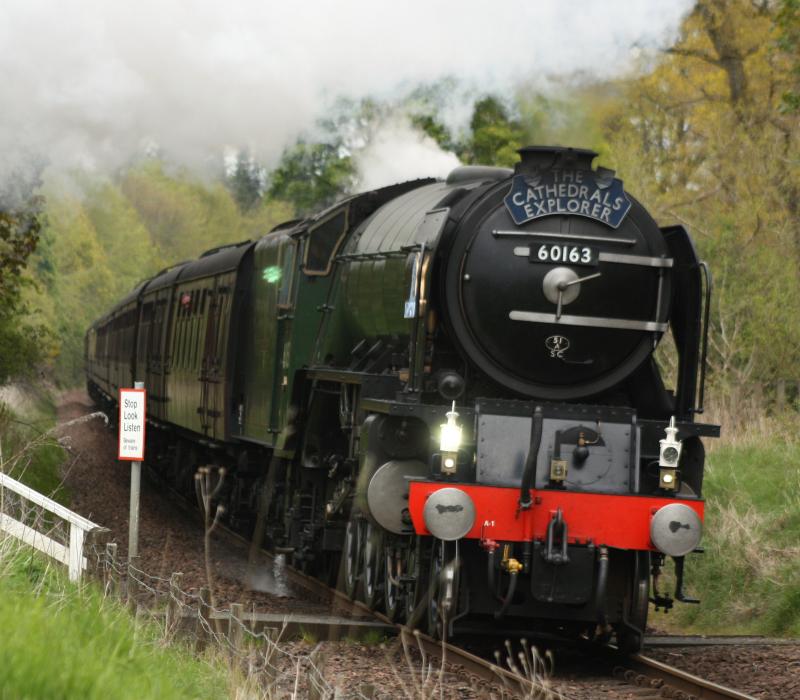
[86,146,718,650]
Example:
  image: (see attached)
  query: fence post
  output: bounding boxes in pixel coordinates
[228,602,244,654]
[68,524,85,583]
[166,572,183,636]
[196,585,211,653]
[105,542,118,597]
[85,527,111,582]
[127,558,139,613]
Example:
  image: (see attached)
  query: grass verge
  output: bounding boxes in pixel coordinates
[0,541,228,700]
[0,385,228,698]
[655,440,800,636]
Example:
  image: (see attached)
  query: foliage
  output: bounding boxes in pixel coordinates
[459,95,524,167]
[267,141,355,215]
[0,204,51,382]
[266,88,526,216]
[226,149,265,212]
[25,163,292,385]
[598,0,800,395]
[0,207,39,307]
[0,386,68,504]
[776,0,800,111]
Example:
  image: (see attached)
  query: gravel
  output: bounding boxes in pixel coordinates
[646,644,800,699]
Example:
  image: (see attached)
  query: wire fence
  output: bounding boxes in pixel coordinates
[0,427,548,698]
[89,541,353,700]
[87,540,544,700]
[0,502,554,698]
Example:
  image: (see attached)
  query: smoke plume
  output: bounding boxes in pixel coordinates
[1,0,693,186]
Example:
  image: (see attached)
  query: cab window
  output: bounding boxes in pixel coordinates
[303,209,347,276]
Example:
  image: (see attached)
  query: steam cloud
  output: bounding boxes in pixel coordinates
[1,0,693,187]
[354,120,462,190]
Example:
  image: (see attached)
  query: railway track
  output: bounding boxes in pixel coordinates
[645,634,799,647]
[150,467,759,700]
[215,520,535,698]
[613,652,756,700]
[214,518,759,700]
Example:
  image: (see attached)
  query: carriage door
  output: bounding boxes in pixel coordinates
[240,233,296,440]
[200,278,230,438]
[270,240,296,431]
[148,296,169,421]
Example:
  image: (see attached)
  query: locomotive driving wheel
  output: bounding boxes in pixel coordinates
[362,523,383,610]
[343,516,363,600]
[384,546,402,620]
[405,536,430,627]
[384,536,429,625]
[427,539,459,639]
[617,551,650,653]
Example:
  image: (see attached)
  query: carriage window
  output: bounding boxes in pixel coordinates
[303,209,347,276]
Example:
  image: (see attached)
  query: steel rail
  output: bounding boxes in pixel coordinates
[645,634,799,647]
[617,652,757,700]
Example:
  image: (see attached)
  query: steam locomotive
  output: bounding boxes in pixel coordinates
[86,146,718,650]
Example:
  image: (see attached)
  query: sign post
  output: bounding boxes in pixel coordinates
[119,381,146,564]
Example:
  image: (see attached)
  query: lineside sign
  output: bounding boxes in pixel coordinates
[118,388,146,461]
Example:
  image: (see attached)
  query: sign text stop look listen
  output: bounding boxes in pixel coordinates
[118,388,146,461]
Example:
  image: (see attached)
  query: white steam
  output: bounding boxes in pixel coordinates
[354,120,461,190]
[0,0,694,187]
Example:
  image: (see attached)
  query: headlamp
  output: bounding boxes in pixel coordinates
[439,402,462,475]
[659,416,682,491]
[439,402,462,453]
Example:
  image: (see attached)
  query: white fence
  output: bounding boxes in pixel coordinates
[0,472,106,581]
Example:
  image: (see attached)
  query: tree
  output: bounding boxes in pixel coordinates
[227,150,264,213]
[460,96,524,167]
[0,204,49,381]
[267,142,355,215]
[601,0,800,394]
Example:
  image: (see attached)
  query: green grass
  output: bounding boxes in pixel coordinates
[0,386,232,699]
[0,387,69,504]
[0,545,228,699]
[656,441,800,636]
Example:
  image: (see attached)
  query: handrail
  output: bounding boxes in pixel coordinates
[0,472,96,530]
[0,471,105,581]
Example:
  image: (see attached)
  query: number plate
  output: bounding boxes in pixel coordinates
[530,242,598,266]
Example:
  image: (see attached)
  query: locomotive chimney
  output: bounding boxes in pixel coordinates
[515,146,598,174]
